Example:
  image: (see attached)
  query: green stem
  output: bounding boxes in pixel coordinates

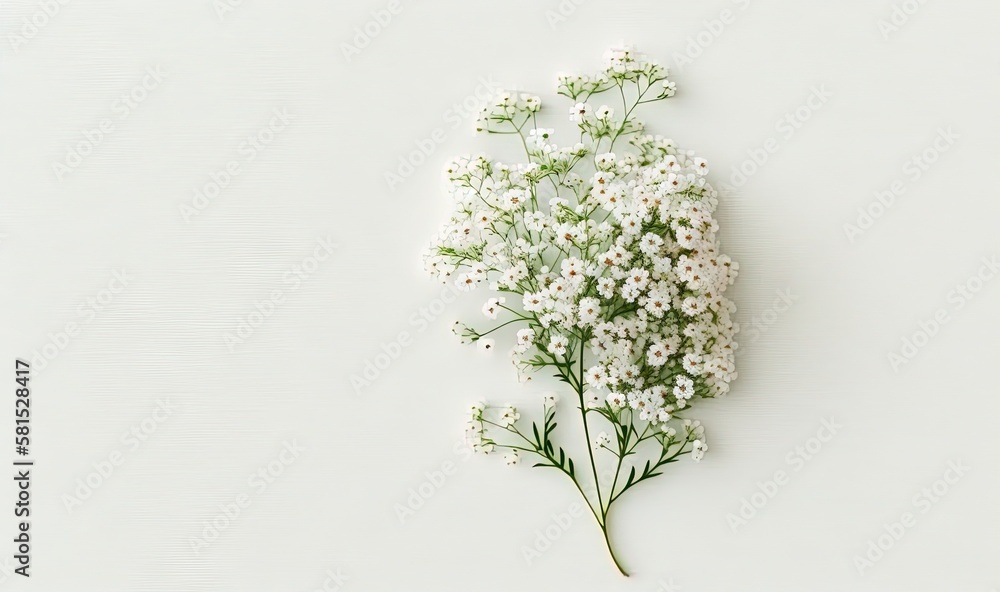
[575,345,602,511]
[569,343,630,576]
[600,511,629,577]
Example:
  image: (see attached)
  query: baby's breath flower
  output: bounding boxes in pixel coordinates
[482,297,506,319]
[691,439,708,462]
[586,365,608,389]
[473,440,495,455]
[424,46,739,577]
[498,405,520,427]
[570,101,591,122]
[673,375,695,400]
[548,334,569,356]
[542,392,558,408]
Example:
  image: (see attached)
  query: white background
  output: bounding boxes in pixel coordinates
[1,0,999,590]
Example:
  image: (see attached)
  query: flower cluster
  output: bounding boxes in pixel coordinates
[424,46,739,576]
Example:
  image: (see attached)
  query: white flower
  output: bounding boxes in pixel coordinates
[639,232,663,255]
[528,127,553,146]
[455,272,479,292]
[498,261,528,289]
[624,268,650,292]
[542,391,558,408]
[524,211,548,232]
[482,297,506,319]
[682,353,703,375]
[597,278,616,299]
[586,364,608,389]
[577,297,601,325]
[498,405,520,427]
[514,328,535,353]
[513,328,535,354]
[692,157,709,176]
[647,343,670,366]
[595,152,616,170]
[683,418,705,438]
[691,439,708,462]
[673,375,695,400]
[548,334,568,356]
[523,292,546,313]
[606,392,626,408]
[642,290,671,318]
[501,189,529,211]
[561,257,585,282]
[569,102,591,122]
[425,48,740,555]
[522,94,541,112]
[593,432,612,450]
[680,297,704,317]
[504,450,520,466]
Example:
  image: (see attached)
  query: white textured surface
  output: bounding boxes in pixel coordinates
[1,0,998,590]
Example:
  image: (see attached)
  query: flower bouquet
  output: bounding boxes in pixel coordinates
[424,47,739,576]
